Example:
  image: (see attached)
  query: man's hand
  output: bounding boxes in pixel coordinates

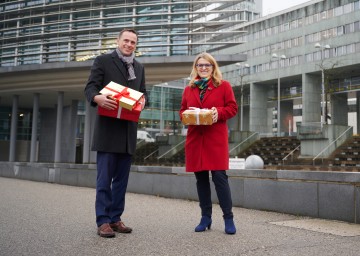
[139,95,146,110]
[94,94,117,110]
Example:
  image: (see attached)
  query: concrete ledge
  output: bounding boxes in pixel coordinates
[1,162,359,223]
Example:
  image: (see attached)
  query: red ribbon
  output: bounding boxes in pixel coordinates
[105,87,138,109]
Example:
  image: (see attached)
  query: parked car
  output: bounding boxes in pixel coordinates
[137,130,155,142]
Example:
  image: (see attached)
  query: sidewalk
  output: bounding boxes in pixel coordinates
[0,177,359,256]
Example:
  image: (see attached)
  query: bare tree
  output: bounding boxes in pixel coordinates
[316,60,340,124]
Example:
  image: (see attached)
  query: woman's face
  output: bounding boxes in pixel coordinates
[195,58,213,79]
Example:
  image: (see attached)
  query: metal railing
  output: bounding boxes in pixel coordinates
[157,139,186,160]
[282,145,300,165]
[229,132,259,155]
[143,148,159,161]
[312,126,353,165]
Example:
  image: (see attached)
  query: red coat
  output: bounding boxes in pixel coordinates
[179,80,238,172]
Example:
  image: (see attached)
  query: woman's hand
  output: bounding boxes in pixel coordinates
[211,107,218,123]
[139,95,146,110]
[94,94,117,110]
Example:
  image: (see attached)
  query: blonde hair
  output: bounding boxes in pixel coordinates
[189,52,222,87]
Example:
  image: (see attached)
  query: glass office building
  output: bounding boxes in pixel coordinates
[0,0,259,66]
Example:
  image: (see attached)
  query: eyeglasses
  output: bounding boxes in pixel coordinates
[195,64,213,69]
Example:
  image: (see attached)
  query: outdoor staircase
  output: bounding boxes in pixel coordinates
[238,137,301,166]
[329,135,360,167]
[133,142,159,165]
[133,135,360,171]
[158,148,185,166]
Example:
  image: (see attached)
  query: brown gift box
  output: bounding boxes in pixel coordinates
[181,108,213,125]
[99,81,143,110]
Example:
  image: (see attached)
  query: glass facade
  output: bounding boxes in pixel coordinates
[0,0,259,66]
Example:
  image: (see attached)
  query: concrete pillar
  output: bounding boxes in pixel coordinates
[54,92,64,163]
[357,92,360,134]
[89,107,97,163]
[30,93,39,162]
[249,82,269,133]
[60,100,78,163]
[243,105,250,131]
[9,95,19,162]
[38,108,56,162]
[302,73,321,123]
[280,101,294,136]
[331,93,348,126]
[83,101,91,163]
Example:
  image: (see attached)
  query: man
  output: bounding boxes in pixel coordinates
[84,29,147,238]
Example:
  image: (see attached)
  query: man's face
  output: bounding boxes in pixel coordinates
[117,31,137,56]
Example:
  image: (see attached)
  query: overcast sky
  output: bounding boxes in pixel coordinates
[262,0,311,16]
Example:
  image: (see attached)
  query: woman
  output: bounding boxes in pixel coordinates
[179,52,238,234]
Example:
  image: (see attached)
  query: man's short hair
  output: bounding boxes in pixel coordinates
[118,29,138,38]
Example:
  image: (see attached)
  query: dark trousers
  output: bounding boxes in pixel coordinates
[95,151,132,227]
[194,170,233,219]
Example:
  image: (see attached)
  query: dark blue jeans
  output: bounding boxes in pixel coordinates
[194,170,233,219]
[95,151,132,227]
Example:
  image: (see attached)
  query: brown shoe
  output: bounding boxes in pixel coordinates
[97,223,115,238]
[110,221,132,233]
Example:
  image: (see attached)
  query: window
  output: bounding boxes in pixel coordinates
[290,56,299,66]
[355,1,360,10]
[343,3,353,14]
[337,26,344,36]
[292,38,299,47]
[305,34,313,43]
[336,46,346,56]
[314,51,321,61]
[283,22,289,31]
[285,39,291,49]
[290,20,298,29]
[324,49,330,59]
[346,44,355,54]
[334,6,343,16]
[321,11,327,19]
[313,13,320,23]
[355,21,360,32]
[345,23,354,34]
[321,30,328,40]
[313,32,321,42]
[305,53,313,62]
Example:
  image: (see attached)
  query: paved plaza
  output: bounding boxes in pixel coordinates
[0,177,359,256]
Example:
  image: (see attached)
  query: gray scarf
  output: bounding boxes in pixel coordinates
[116,48,136,80]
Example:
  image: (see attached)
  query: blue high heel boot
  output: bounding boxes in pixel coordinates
[224,218,236,234]
[195,216,212,232]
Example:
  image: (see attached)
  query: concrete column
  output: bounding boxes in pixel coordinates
[228,115,238,132]
[331,93,348,126]
[9,95,19,162]
[30,93,39,162]
[61,100,78,163]
[302,73,321,123]
[83,101,91,163]
[54,92,64,163]
[357,92,360,134]
[243,105,250,131]
[249,82,269,133]
[280,101,294,136]
[89,107,97,163]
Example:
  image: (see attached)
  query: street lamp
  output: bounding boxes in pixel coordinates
[235,62,250,131]
[159,82,168,135]
[271,53,286,137]
[314,43,331,126]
